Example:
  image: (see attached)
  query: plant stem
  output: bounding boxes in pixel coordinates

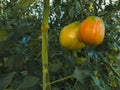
[103,61,120,79]
[79,0,88,16]
[72,51,78,58]
[49,74,74,85]
[73,80,78,89]
[41,0,50,90]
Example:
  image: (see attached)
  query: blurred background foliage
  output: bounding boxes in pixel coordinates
[0,0,120,90]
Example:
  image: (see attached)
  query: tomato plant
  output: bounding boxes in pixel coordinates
[0,0,120,90]
[59,21,85,50]
[78,16,105,46]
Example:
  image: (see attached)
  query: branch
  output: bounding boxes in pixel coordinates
[49,74,74,85]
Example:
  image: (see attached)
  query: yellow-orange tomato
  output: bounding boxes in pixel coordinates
[59,21,85,50]
[78,16,105,46]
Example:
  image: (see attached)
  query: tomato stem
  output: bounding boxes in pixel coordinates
[41,0,51,90]
[72,51,78,58]
[48,74,74,85]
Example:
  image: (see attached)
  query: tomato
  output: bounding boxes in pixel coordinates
[59,21,85,50]
[78,16,105,46]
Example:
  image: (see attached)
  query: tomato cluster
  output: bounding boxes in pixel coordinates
[59,16,105,50]
[59,21,85,50]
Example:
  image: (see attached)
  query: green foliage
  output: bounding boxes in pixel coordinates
[73,67,91,84]
[0,0,120,90]
[13,0,35,15]
[17,75,40,90]
[0,72,16,90]
[15,0,35,9]
[0,29,8,42]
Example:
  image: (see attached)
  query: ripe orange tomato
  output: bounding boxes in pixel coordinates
[78,16,105,46]
[59,21,85,50]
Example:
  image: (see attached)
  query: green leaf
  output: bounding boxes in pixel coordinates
[13,0,35,15]
[91,72,111,90]
[52,87,59,90]
[76,57,87,65]
[26,60,42,77]
[9,73,24,89]
[105,4,115,11]
[73,67,91,84]
[17,75,40,90]
[15,0,35,9]
[27,39,41,56]
[4,54,25,71]
[49,59,62,72]
[0,72,16,90]
[0,29,8,42]
[75,0,81,11]
[69,8,74,18]
[117,55,120,61]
